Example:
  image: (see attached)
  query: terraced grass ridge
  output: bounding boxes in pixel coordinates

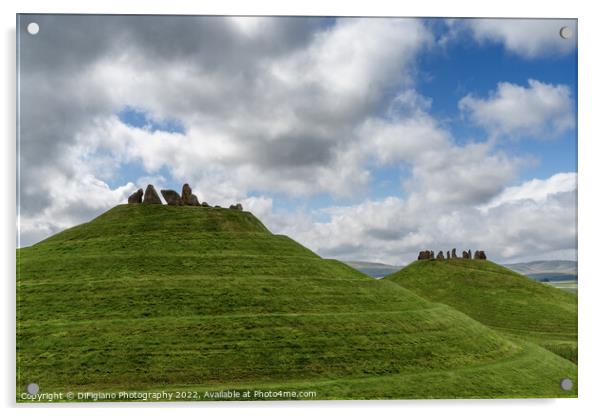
[17,204,576,401]
[385,259,578,364]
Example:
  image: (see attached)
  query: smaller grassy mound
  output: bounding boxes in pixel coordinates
[385,259,577,363]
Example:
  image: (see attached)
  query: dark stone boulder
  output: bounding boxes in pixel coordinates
[462,250,469,259]
[474,250,487,260]
[142,184,162,204]
[418,250,431,260]
[201,202,210,207]
[181,183,192,202]
[451,248,457,258]
[161,189,182,206]
[189,194,200,206]
[436,251,445,260]
[181,183,200,206]
[128,188,143,204]
[229,203,243,211]
[446,250,450,259]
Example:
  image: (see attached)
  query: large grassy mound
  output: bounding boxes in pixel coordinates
[17,205,576,400]
[385,259,577,363]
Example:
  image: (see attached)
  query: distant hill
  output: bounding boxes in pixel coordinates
[504,260,577,280]
[504,260,577,293]
[16,204,576,400]
[343,261,403,278]
[385,259,577,364]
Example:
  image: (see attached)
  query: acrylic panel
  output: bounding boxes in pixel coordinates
[16,14,578,402]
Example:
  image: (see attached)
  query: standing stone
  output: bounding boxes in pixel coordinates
[474,250,487,260]
[181,183,201,206]
[181,183,193,204]
[468,249,472,259]
[430,251,434,259]
[128,188,143,204]
[142,184,162,204]
[436,251,445,260]
[229,203,243,211]
[446,251,450,259]
[189,194,200,206]
[462,250,469,259]
[418,250,431,260]
[452,248,457,258]
[161,189,182,206]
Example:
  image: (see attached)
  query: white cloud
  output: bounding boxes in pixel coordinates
[480,172,576,210]
[19,172,135,247]
[467,19,577,59]
[476,190,576,260]
[263,172,576,265]
[358,113,522,206]
[19,17,435,245]
[360,114,449,165]
[459,79,574,139]
[17,16,576,264]
[410,142,521,205]
[271,19,432,104]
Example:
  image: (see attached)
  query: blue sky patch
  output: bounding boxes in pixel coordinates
[118,106,186,134]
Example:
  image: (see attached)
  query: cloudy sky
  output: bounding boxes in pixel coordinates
[17,15,577,264]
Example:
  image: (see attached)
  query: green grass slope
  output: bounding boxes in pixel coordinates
[17,205,576,400]
[385,259,577,363]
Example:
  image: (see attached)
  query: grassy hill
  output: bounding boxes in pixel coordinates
[385,259,577,364]
[17,205,576,401]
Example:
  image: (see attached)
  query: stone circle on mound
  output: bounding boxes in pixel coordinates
[127,183,243,212]
[417,247,486,261]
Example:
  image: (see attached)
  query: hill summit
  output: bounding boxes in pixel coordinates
[127,182,244,211]
[417,248,486,260]
[17,204,576,400]
[385,259,577,363]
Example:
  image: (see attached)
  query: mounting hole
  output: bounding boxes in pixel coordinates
[27,22,40,35]
[559,26,572,40]
[26,383,39,394]
[560,378,573,391]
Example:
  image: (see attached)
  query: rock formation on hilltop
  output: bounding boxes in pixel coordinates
[160,189,183,206]
[142,185,162,204]
[418,250,433,260]
[127,188,143,204]
[474,250,487,260]
[127,183,245,213]
[181,183,201,206]
[418,248,486,261]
